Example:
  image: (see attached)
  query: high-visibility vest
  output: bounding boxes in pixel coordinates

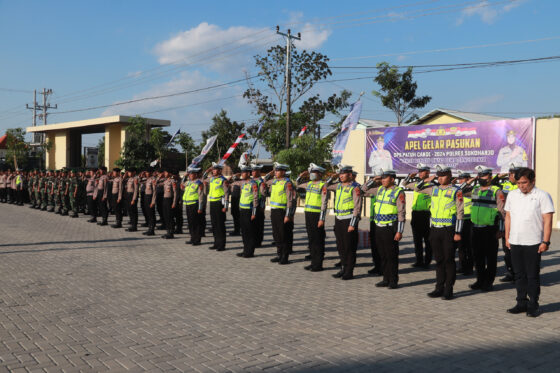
[239,180,256,210]
[15,175,21,185]
[463,196,472,220]
[183,180,201,205]
[373,186,403,225]
[471,186,499,226]
[208,176,225,202]
[304,181,325,213]
[412,181,431,211]
[501,181,518,195]
[429,186,459,227]
[369,194,377,222]
[270,178,288,209]
[334,182,359,216]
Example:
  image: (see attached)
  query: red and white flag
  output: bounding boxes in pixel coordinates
[218,134,245,166]
[298,126,307,137]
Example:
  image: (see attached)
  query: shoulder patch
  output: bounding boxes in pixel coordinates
[354,188,361,197]
[399,192,405,202]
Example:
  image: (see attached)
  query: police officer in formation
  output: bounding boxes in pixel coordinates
[454,171,473,275]
[229,165,259,258]
[182,166,205,245]
[203,163,229,251]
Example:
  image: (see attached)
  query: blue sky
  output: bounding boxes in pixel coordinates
[0,0,558,148]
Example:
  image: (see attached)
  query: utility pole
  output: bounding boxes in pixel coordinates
[26,88,57,144]
[276,26,300,149]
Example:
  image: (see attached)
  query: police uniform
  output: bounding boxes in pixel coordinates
[251,164,266,248]
[296,164,328,271]
[0,172,6,202]
[110,169,123,227]
[327,165,362,280]
[264,163,296,264]
[172,174,183,234]
[403,164,432,267]
[125,171,139,231]
[162,173,177,239]
[455,171,473,275]
[95,170,109,225]
[363,170,406,288]
[68,171,79,218]
[204,163,229,251]
[230,166,260,257]
[465,167,505,291]
[142,173,157,236]
[183,167,205,245]
[499,163,521,282]
[416,165,464,299]
[229,179,241,236]
[86,173,97,220]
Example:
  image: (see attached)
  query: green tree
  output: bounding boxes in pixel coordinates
[150,127,173,164]
[175,132,198,165]
[97,136,105,167]
[115,116,156,170]
[199,110,245,170]
[5,128,28,169]
[275,134,332,176]
[372,62,431,125]
[244,45,350,153]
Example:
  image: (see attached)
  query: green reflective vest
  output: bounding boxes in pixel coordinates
[369,195,377,222]
[183,180,201,205]
[471,186,499,226]
[501,181,518,195]
[430,186,459,227]
[463,196,472,220]
[208,176,225,202]
[240,181,256,210]
[373,186,403,225]
[412,181,431,211]
[270,178,288,209]
[15,175,21,185]
[304,181,325,213]
[334,182,359,216]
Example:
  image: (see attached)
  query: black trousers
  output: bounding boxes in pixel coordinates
[240,209,257,256]
[97,196,108,221]
[305,211,325,269]
[511,244,541,310]
[173,200,183,232]
[376,223,399,284]
[210,201,226,250]
[369,220,381,270]
[502,237,514,276]
[458,219,473,273]
[270,208,293,263]
[163,197,174,235]
[140,192,147,224]
[429,226,456,293]
[411,210,432,264]
[16,189,23,205]
[334,218,358,276]
[143,194,156,231]
[87,195,97,217]
[256,207,265,247]
[472,226,498,287]
[185,203,202,244]
[156,191,164,223]
[111,193,123,224]
[125,192,138,228]
[0,188,5,202]
[230,195,240,233]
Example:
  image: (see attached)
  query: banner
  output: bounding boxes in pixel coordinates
[84,147,99,169]
[332,100,363,165]
[218,134,245,166]
[365,117,535,175]
[190,135,218,167]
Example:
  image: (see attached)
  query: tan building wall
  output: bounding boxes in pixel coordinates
[340,118,560,228]
[105,124,123,169]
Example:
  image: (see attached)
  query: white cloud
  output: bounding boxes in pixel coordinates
[461,94,504,112]
[456,0,525,25]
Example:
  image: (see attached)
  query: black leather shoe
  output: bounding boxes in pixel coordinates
[162,233,174,239]
[229,231,240,236]
[481,284,494,292]
[412,262,423,268]
[174,229,184,234]
[216,248,225,252]
[341,274,353,280]
[126,227,137,232]
[375,280,389,287]
[310,267,323,272]
[469,282,482,290]
[88,218,97,223]
[145,230,155,236]
[236,252,244,257]
[332,271,344,278]
[442,293,454,300]
[388,283,398,289]
[304,264,313,270]
[334,261,342,268]
[507,305,527,314]
[192,242,200,246]
[500,273,514,282]
[112,224,122,228]
[270,256,280,263]
[304,255,312,261]
[368,267,382,276]
[98,221,108,226]
[526,308,540,317]
[428,290,443,298]
[279,259,290,265]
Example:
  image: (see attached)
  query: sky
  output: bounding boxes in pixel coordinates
[0,0,558,149]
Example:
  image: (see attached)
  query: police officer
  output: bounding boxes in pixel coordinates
[124,168,139,232]
[263,163,296,264]
[362,170,381,276]
[161,169,177,239]
[230,166,259,258]
[94,166,109,225]
[465,166,505,292]
[229,173,241,237]
[183,166,205,245]
[363,170,406,288]
[15,170,24,205]
[142,169,157,236]
[0,171,6,202]
[455,170,473,275]
[296,163,328,271]
[251,164,265,248]
[172,172,184,234]
[110,168,124,228]
[327,165,362,280]
[204,163,229,251]
[68,169,79,218]
[497,163,521,282]
[415,165,464,300]
[402,163,432,268]
[86,170,98,221]
[29,170,37,208]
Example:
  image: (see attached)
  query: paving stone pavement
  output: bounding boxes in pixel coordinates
[1,203,560,372]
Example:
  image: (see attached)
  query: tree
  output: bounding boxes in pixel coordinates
[150,127,173,164]
[115,116,156,170]
[5,128,28,169]
[243,45,350,153]
[275,134,332,176]
[372,62,431,125]
[97,136,105,167]
[199,110,245,170]
[175,132,198,165]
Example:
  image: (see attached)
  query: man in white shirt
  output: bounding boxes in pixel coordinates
[505,168,554,317]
